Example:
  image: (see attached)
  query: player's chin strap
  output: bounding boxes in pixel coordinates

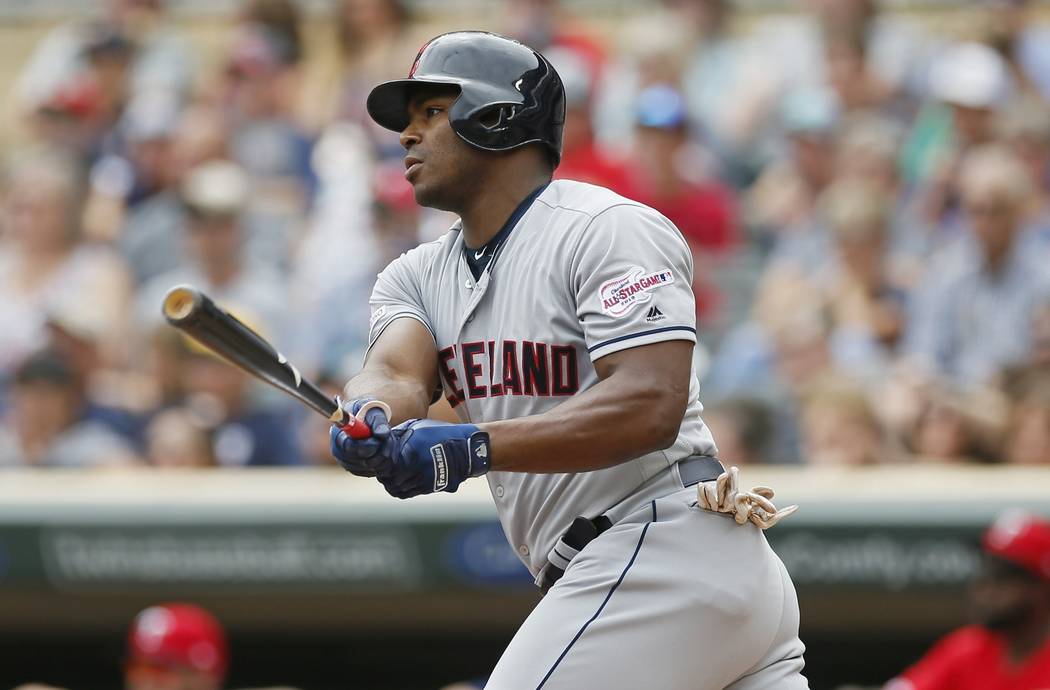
[697,466,798,530]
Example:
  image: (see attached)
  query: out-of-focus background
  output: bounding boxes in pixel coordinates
[0,0,1049,688]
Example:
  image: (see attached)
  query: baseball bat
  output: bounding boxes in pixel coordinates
[161,285,386,439]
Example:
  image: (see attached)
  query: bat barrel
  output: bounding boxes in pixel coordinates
[161,284,344,422]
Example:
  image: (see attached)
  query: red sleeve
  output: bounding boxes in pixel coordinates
[892,627,988,690]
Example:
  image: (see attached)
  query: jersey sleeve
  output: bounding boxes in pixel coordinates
[367,250,435,351]
[569,202,696,361]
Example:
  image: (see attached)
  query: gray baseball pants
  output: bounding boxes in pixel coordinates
[485,488,808,690]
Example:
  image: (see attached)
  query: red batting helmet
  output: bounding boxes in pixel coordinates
[982,511,1050,581]
[127,603,229,682]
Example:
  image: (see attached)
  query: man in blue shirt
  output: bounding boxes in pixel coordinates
[905,144,1050,386]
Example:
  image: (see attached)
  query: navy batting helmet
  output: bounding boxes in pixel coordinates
[366,31,566,165]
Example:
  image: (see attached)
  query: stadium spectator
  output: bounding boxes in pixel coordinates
[836,114,904,200]
[630,84,736,253]
[818,178,909,381]
[1031,301,1050,368]
[983,0,1050,103]
[701,396,776,466]
[995,98,1050,243]
[806,0,933,103]
[822,24,896,119]
[18,22,140,162]
[173,103,233,174]
[747,87,838,261]
[307,0,419,153]
[904,383,1007,464]
[504,0,606,74]
[885,511,1050,690]
[172,334,303,467]
[144,325,196,412]
[549,47,633,196]
[219,23,315,269]
[832,114,936,288]
[0,148,131,378]
[704,269,836,464]
[135,160,288,347]
[677,0,779,184]
[902,42,1010,225]
[13,0,193,117]
[43,309,146,448]
[287,123,376,319]
[800,375,890,466]
[145,406,216,467]
[0,349,139,468]
[1002,364,1050,466]
[237,0,303,68]
[588,6,690,158]
[79,23,137,148]
[83,89,189,285]
[22,73,104,159]
[139,319,302,468]
[904,145,1050,387]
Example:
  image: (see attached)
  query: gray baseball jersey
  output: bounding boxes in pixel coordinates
[368,179,717,574]
[367,179,807,689]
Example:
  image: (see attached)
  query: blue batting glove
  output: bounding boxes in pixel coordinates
[379,420,491,499]
[329,398,395,477]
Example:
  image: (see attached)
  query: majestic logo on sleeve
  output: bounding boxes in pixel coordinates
[599,267,675,317]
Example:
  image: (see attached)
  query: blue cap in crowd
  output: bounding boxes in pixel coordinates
[635,84,688,130]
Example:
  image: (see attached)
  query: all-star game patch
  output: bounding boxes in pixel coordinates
[599,266,675,318]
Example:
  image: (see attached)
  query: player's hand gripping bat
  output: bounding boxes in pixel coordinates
[161,285,390,439]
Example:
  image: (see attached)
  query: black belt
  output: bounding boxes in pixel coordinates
[537,455,724,593]
[677,454,725,488]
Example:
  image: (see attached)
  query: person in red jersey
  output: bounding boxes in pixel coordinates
[885,511,1050,690]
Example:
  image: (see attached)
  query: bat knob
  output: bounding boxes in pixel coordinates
[340,417,373,440]
[333,399,392,440]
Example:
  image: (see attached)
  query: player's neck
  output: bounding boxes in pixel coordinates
[1004,615,1050,665]
[458,169,551,249]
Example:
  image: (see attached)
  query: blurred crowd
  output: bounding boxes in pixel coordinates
[0,0,1049,470]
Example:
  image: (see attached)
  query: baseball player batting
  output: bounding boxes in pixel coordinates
[331,31,808,689]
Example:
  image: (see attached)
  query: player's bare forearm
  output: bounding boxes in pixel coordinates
[342,365,432,425]
[342,318,440,425]
[479,340,693,473]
